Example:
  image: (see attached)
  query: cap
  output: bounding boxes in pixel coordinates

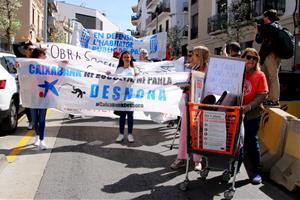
[140,48,148,56]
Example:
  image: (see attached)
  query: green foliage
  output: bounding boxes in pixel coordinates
[167,26,183,57]
[0,0,22,51]
[49,24,66,43]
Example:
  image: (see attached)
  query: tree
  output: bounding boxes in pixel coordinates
[167,25,183,57]
[227,0,251,42]
[0,0,22,52]
[49,23,66,43]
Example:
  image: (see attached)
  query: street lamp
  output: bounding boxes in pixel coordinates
[147,11,158,34]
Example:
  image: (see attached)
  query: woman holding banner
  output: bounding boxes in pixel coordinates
[30,48,48,150]
[170,46,209,170]
[113,51,138,143]
[240,48,268,184]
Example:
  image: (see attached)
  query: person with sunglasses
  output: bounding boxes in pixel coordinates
[170,46,209,171]
[17,41,35,130]
[240,48,269,184]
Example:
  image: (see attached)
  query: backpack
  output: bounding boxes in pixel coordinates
[274,26,295,59]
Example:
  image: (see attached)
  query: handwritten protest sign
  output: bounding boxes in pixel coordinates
[203,56,245,105]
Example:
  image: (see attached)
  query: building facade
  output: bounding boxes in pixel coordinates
[188,0,299,70]
[15,0,43,42]
[131,0,189,57]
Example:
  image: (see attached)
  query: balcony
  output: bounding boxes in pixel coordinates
[48,0,58,12]
[183,2,188,12]
[131,13,141,26]
[155,2,170,17]
[146,0,153,7]
[131,4,138,13]
[207,13,228,34]
[252,0,286,17]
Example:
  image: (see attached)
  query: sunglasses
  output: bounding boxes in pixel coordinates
[245,55,258,61]
[26,48,34,51]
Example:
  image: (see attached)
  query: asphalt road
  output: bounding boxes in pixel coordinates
[0,110,299,199]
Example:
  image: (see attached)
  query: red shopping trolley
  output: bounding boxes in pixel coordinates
[179,102,243,200]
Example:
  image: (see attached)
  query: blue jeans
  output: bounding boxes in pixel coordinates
[119,111,134,134]
[242,117,261,178]
[31,109,47,140]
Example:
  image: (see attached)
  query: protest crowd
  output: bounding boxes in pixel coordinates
[3,7,297,195]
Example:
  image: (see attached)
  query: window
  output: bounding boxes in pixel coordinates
[159,25,162,32]
[191,0,197,5]
[32,8,35,25]
[37,15,40,36]
[190,13,198,40]
[165,20,169,32]
[253,0,286,17]
[0,56,16,74]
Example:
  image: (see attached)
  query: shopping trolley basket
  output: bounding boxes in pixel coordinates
[179,102,243,200]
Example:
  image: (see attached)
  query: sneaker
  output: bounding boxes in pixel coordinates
[39,140,48,150]
[251,174,262,185]
[115,134,124,142]
[33,136,40,146]
[27,122,33,130]
[127,134,134,143]
[170,159,186,170]
[194,162,202,171]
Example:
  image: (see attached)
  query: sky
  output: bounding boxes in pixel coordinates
[63,0,137,32]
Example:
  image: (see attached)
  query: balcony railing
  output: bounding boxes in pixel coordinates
[207,13,228,34]
[131,13,141,21]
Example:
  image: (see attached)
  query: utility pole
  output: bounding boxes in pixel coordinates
[44,0,48,42]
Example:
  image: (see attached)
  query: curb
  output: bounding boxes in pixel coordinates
[0,154,7,173]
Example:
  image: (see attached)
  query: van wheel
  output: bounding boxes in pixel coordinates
[1,99,18,133]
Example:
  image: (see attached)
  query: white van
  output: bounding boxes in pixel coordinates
[0,52,19,133]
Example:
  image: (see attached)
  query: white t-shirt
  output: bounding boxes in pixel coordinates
[115,66,135,77]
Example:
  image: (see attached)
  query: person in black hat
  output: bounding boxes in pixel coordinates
[255,9,281,106]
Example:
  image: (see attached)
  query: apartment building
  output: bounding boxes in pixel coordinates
[131,0,189,56]
[188,0,299,70]
[15,0,57,43]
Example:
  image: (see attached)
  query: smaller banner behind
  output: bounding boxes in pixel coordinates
[71,21,167,60]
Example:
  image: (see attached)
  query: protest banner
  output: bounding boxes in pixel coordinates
[203,56,245,106]
[38,43,184,74]
[71,21,167,60]
[18,59,189,117]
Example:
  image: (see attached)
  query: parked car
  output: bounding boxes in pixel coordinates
[0,52,20,133]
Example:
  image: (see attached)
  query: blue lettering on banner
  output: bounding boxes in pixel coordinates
[89,84,166,101]
[80,28,90,48]
[29,64,82,77]
[150,35,158,54]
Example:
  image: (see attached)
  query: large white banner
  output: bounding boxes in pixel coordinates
[38,43,184,74]
[18,59,189,116]
[71,21,167,60]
